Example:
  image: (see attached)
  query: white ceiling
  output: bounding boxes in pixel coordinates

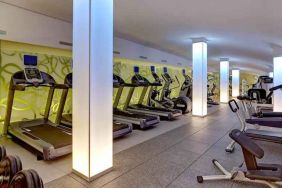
[0,0,72,22]
[115,0,282,73]
[2,0,282,73]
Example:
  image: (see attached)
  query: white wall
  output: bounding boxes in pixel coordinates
[114,37,191,67]
[0,2,191,66]
[0,2,72,49]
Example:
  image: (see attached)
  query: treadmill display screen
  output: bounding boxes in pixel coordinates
[25,68,42,80]
[151,66,155,72]
[24,55,38,66]
[134,66,139,73]
[163,67,168,73]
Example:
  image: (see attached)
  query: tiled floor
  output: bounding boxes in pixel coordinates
[45,104,282,188]
[1,106,221,184]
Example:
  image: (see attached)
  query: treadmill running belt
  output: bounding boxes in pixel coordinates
[134,104,178,113]
[25,124,72,149]
[113,109,157,121]
[113,123,129,132]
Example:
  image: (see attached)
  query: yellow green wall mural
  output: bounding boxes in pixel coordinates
[0,40,227,135]
[0,40,194,135]
[240,72,259,95]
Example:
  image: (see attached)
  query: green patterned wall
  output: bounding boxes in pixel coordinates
[1,40,224,135]
[0,41,192,135]
[0,40,72,134]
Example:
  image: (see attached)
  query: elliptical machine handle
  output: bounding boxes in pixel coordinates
[228,99,239,113]
[174,75,180,88]
[269,84,282,91]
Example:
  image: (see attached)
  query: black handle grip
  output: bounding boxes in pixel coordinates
[269,84,282,91]
[228,99,239,112]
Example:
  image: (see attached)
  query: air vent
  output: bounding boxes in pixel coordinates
[113,51,120,55]
[59,41,73,46]
[0,30,7,35]
[139,56,148,60]
[161,60,167,63]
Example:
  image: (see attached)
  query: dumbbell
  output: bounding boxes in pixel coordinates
[0,145,44,188]
[9,169,44,188]
[0,146,22,188]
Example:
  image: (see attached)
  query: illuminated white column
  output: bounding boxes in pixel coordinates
[73,0,113,180]
[269,72,273,78]
[232,70,240,97]
[273,57,282,112]
[220,58,229,103]
[192,38,207,117]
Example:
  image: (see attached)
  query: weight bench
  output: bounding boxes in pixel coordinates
[197,129,282,188]
[226,99,282,153]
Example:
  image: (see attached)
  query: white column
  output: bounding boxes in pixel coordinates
[72,0,113,180]
[220,58,229,103]
[192,38,207,117]
[273,57,282,112]
[231,70,240,97]
[269,72,273,78]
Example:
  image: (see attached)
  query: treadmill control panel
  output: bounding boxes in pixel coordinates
[162,67,172,82]
[23,55,43,83]
[133,66,146,84]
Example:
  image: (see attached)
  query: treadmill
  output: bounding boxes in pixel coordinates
[3,55,72,160]
[126,66,182,120]
[113,74,160,129]
[55,73,72,127]
[55,73,133,138]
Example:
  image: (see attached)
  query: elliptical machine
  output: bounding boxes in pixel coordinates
[179,69,192,99]
[207,77,219,106]
[158,67,192,114]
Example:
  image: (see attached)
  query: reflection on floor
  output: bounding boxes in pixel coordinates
[45,104,282,188]
[0,106,222,184]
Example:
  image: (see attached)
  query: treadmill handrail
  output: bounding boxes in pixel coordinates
[124,83,137,87]
[269,84,282,92]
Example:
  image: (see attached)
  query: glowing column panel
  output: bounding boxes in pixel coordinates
[192,39,207,116]
[220,59,229,103]
[273,57,282,112]
[73,0,113,180]
[232,70,240,97]
[269,72,273,78]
